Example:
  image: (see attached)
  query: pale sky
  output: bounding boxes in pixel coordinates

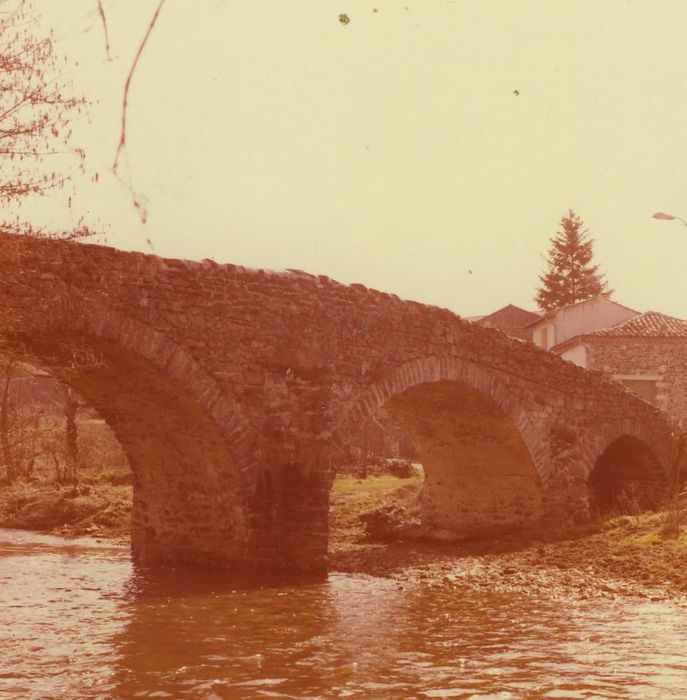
[21,1,687,318]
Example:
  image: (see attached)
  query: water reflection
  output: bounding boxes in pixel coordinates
[2,528,687,699]
[109,567,414,698]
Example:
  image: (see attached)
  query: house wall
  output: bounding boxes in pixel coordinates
[532,298,638,349]
[560,344,587,368]
[534,323,555,349]
[586,337,687,421]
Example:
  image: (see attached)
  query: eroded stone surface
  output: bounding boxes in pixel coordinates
[0,233,676,572]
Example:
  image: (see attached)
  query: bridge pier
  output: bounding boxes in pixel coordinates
[245,462,331,574]
[128,458,331,573]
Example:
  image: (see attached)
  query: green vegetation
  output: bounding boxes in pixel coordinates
[535,209,611,311]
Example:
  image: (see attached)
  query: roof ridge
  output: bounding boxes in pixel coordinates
[552,309,687,350]
[478,304,539,324]
[525,296,638,328]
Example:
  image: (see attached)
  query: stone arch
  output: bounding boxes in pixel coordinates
[4,306,255,568]
[586,428,670,516]
[78,307,257,480]
[585,418,675,483]
[338,356,545,537]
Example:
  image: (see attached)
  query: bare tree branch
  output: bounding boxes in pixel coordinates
[0,0,87,219]
[112,0,167,175]
[96,0,112,61]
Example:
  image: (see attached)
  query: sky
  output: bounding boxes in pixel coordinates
[19,0,687,318]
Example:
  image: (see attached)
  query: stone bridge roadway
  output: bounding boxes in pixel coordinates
[0,234,677,573]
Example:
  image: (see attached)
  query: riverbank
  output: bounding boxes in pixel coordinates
[329,474,687,603]
[3,470,687,601]
[0,472,131,544]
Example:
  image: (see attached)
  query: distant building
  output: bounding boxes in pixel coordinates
[527,296,639,351]
[553,311,687,420]
[472,304,540,341]
[474,298,687,420]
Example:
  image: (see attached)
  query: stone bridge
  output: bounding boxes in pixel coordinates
[0,234,677,573]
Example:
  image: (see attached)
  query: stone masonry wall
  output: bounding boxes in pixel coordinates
[0,233,677,572]
[586,337,687,422]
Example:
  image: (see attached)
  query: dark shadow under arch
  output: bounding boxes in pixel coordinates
[588,435,667,516]
[384,380,543,537]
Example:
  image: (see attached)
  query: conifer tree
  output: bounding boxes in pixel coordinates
[535,209,611,311]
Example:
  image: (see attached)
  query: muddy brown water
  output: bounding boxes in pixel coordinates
[2,529,687,699]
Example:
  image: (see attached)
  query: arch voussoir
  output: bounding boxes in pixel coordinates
[336,355,548,538]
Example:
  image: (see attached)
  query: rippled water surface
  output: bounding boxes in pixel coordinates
[2,529,687,699]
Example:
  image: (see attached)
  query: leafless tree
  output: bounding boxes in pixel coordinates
[0,358,61,483]
[0,0,87,211]
[0,358,18,481]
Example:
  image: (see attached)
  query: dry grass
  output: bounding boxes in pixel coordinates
[0,465,132,541]
[329,472,423,548]
[328,474,687,595]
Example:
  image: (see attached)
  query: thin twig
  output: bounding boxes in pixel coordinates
[113,0,167,174]
[96,0,112,61]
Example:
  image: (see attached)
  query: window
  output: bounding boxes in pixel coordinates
[619,378,657,403]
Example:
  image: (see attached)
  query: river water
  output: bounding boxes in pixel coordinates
[2,529,687,699]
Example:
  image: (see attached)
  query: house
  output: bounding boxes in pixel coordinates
[472,304,540,341]
[527,296,639,350]
[474,297,687,419]
[553,311,687,419]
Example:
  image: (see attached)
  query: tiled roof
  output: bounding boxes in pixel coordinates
[474,304,540,341]
[587,311,687,338]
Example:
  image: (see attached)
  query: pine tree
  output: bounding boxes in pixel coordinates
[535,209,611,311]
